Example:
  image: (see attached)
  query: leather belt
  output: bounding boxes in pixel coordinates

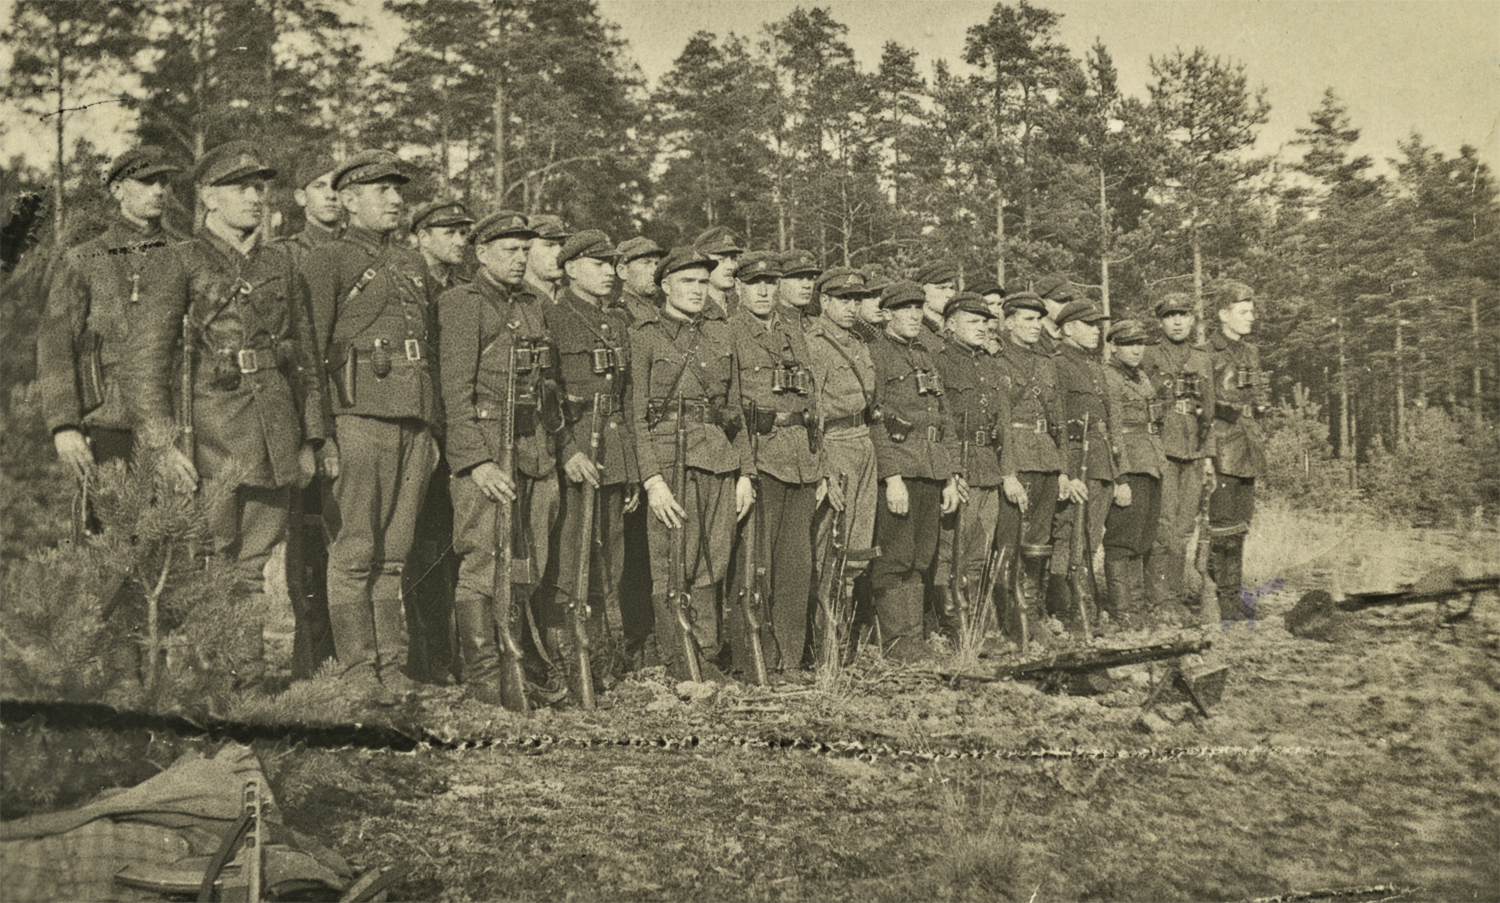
[967,430,996,448]
[649,398,721,424]
[355,338,429,362]
[568,393,622,416]
[1119,421,1163,436]
[824,410,870,431]
[1011,419,1050,434]
[224,346,278,374]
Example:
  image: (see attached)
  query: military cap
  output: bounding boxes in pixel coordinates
[194,140,277,187]
[735,250,782,282]
[1033,274,1077,302]
[292,151,339,190]
[694,225,742,256]
[859,264,892,295]
[1213,280,1255,308]
[816,266,870,298]
[1154,293,1195,317]
[528,214,571,241]
[331,149,408,190]
[468,210,536,245]
[1107,319,1159,345]
[654,246,713,285]
[558,229,618,266]
[780,249,820,278]
[1003,292,1047,315]
[410,200,475,233]
[968,280,1005,299]
[943,292,996,320]
[616,236,666,264]
[913,260,958,286]
[1055,300,1108,328]
[106,145,182,186]
[880,280,926,310]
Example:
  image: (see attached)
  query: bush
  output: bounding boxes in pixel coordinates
[1361,407,1498,527]
[1260,385,1365,515]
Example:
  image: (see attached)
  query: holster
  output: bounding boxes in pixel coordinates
[331,345,357,408]
[1214,401,1241,425]
[77,330,105,413]
[884,413,915,443]
[807,418,824,455]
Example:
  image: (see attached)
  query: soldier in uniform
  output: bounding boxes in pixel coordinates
[303,149,441,704]
[40,145,184,479]
[914,261,958,345]
[729,251,820,675]
[282,151,343,260]
[130,140,325,683]
[1048,300,1118,635]
[614,236,665,325]
[1101,320,1169,628]
[1032,274,1076,356]
[968,280,1007,350]
[1141,293,1216,614]
[804,267,880,666]
[412,200,474,291]
[546,229,639,696]
[693,226,741,319]
[778,249,820,322]
[1204,281,1268,621]
[993,291,1067,647]
[523,214,571,304]
[931,292,1009,639]
[868,281,962,661]
[815,267,879,345]
[631,247,755,681]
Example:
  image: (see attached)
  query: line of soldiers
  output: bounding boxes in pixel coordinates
[39,142,1271,709]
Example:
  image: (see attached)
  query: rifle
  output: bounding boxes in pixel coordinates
[178,313,195,459]
[1068,413,1095,637]
[1336,568,1500,613]
[1192,460,1218,625]
[668,394,703,682]
[738,401,770,686]
[566,396,603,709]
[945,415,973,641]
[816,472,850,672]
[975,527,1010,641]
[71,477,89,547]
[1012,503,1031,653]
[491,347,530,713]
[926,638,1212,684]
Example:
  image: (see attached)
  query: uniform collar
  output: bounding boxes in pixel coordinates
[343,225,393,254]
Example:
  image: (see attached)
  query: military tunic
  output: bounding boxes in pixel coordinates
[993,338,1065,555]
[131,230,324,590]
[302,226,442,680]
[1140,338,1216,605]
[1102,360,1166,558]
[1050,343,1117,580]
[39,214,181,450]
[731,306,821,671]
[932,338,1009,601]
[1205,331,1268,539]
[276,220,341,268]
[617,287,658,326]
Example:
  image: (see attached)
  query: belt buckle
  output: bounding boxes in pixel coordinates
[237,349,260,374]
[925,426,940,443]
[974,430,987,446]
[404,339,422,361]
[1035,418,1047,434]
[1149,421,1162,435]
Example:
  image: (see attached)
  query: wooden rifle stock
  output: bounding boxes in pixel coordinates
[947,419,972,640]
[492,347,530,713]
[566,397,603,709]
[739,402,770,686]
[1068,413,1095,637]
[1193,462,1218,625]
[669,394,703,681]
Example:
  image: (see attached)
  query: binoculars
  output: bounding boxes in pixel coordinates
[915,370,943,396]
[771,363,812,395]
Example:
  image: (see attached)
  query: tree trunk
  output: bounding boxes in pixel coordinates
[493,76,506,203]
[1337,318,1351,460]
[995,192,1006,288]
[1191,203,1205,344]
[1099,166,1112,362]
[1395,317,1406,448]
[52,18,65,248]
[437,50,452,193]
[1472,291,1484,431]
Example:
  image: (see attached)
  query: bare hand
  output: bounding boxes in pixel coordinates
[162,447,199,492]
[736,475,756,522]
[1114,481,1132,508]
[884,475,909,516]
[564,451,601,489]
[1062,477,1089,504]
[1002,474,1029,509]
[817,475,847,512]
[624,485,642,513]
[471,461,517,503]
[298,443,318,489]
[1202,457,1216,481]
[954,475,971,505]
[647,479,686,528]
[318,438,341,480]
[53,429,93,478]
[941,477,961,515]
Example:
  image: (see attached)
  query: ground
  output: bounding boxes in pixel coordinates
[4,501,1498,902]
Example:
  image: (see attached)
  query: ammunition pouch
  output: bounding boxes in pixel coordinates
[77,330,105,412]
[537,379,565,434]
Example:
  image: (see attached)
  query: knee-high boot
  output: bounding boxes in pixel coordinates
[874,576,927,662]
[454,592,503,705]
[1210,535,1247,621]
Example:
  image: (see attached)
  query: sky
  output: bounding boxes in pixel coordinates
[2,0,1496,177]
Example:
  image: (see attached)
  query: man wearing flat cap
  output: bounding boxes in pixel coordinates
[130,140,326,688]
[992,292,1067,649]
[967,281,1007,351]
[693,225,741,319]
[523,214,571,304]
[868,281,963,662]
[544,229,640,700]
[301,148,441,705]
[1101,320,1168,628]
[411,200,474,291]
[728,251,821,676]
[914,260,959,345]
[40,145,184,484]
[816,267,877,345]
[778,249,820,323]
[803,265,880,667]
[631,247,755,681]
[930,292,1010,642]
[1203,280,1268,623]
[1047,299,1120,635]
[614,236,665,325]
[1141,293,1216,615]
[279,149,343,265]
[854,265,894,344]
[1032,273,1077,356]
